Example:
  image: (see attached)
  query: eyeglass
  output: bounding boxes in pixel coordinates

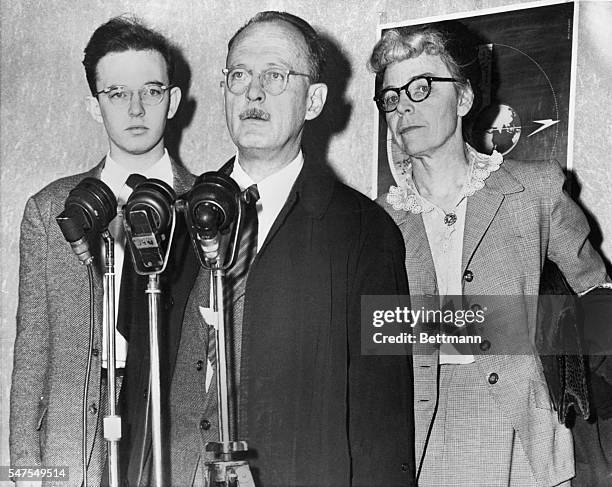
[95,83,172,106]
[222,67,311,96]
[374,76,458,112]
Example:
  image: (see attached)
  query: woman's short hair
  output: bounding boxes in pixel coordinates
[369,21,483,116]
[371,22,481,82]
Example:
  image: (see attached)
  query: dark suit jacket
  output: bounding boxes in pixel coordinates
[169,156,415,487]
[9,157,194,487]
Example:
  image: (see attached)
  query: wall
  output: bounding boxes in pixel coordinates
[1,0,611,474]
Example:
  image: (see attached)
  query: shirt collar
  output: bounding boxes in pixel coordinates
[101,149,173,204]
[386,144,503,214]
[231,150,304,199]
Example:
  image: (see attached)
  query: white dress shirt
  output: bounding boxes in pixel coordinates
[388,145,505,365]
[230,151,304,251]
[101,149,174,368]
[201,152,304,391]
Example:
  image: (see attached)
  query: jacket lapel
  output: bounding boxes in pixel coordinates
[170,158,195,195]
[462,188,504,274]
[462,165,523,273]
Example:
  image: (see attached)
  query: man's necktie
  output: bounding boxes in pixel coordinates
[208,184,259,432]
[225,184,260,307]
[116,174,147,340]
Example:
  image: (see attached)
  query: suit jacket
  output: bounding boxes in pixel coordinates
[9,157,194,487]
[381,158,609,487]
[169,156,415,487]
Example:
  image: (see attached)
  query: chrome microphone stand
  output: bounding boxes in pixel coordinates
[146,271,164,487]
[102,230,121,487]
[55,177,119,487]
[200,214,255,487]
[123,180,178,487]
[178,172,255,487]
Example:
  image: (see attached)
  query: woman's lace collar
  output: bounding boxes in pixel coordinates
[386,144,503,214]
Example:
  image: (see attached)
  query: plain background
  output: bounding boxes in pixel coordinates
[1,0,611,476]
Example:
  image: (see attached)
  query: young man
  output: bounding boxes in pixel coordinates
[168,11,416,486]
[10,16,194,486]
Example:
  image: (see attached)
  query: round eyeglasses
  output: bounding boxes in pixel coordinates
[95,83,172,106]
[374,76,458,112]
[222,67,311,96]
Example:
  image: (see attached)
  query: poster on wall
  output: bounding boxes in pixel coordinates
[374,0,576,197]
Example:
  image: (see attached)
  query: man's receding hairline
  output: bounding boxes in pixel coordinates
[228,19,311,66]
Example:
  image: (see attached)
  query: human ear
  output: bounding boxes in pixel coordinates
[167,86,182,120]
[457,81,474,117]
[305,83,328,121]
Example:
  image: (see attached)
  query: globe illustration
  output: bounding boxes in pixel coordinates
[471,104,522,156]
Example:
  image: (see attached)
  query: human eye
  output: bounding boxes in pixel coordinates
[263,68,288,88]
[144,85,164,97]
[266,69,285,81]
[230,69,248,82]
[409,78,430,100]
[382,90,400,109]
[108,87,128,100]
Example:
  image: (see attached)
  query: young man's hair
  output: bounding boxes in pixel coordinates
[227,11,326,83]
[82,15,175,95]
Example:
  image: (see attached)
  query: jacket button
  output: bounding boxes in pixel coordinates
[92,348,99,357]
[89,403,98,415]
[196,360,204,371]
[488,373,499,384]
[400,462,410,472]
[200,419,211,431]
[463,270,474,282]
[479,340,491,351]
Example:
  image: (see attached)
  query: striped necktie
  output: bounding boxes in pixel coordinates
[225,183,260,303]
[208,184,259,423]
[208,184,259,364]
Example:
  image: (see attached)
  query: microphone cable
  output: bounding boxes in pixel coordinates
[55,177,116,487]
[80,264,95,487]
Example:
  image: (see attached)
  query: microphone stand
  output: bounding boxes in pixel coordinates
[55,177,118,487]
[102,230,121,487]
[146,274,164,487]
[124,207,177,487]
[180,196,255,487]
[205,265,254,487]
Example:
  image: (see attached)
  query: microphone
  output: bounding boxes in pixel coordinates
[123,179,176,274]
[56,177,117,265]
[178,171,240,266]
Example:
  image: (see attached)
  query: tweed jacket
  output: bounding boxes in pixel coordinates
[381,158,609,487]
[169,156,416,487]
[10,157,194,486]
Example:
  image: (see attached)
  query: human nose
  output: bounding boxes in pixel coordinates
[245,73,266,102]
[395,90,414,116]
[128,89,145,117]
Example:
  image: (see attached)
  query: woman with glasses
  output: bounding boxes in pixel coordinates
[369,22,611,487]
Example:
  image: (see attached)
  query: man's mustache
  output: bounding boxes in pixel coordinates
[239,108,271,121]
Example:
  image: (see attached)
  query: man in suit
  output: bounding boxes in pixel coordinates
[168,11,415,487]
[10,15,194,486]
